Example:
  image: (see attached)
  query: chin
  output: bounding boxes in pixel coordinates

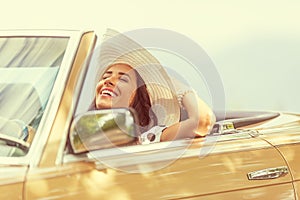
[96,102,112,109]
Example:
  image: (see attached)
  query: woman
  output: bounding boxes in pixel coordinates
[89,29,215,144]
[89,63,158,133]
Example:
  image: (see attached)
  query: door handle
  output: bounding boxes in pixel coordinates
[247,166,288,180]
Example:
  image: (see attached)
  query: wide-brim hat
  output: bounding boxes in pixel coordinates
[94,28,180,126]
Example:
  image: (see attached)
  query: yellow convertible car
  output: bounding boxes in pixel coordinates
[0,30,300,199]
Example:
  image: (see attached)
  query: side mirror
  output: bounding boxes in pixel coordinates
[69,108,139,154]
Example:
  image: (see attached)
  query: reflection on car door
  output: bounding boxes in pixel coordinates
[26,133,295,199]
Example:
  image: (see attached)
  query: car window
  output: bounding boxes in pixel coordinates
[0,36,69,157]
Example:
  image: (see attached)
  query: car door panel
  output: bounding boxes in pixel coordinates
[25,135,295,199]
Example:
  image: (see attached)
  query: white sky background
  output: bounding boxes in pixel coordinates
[2,0,300,113]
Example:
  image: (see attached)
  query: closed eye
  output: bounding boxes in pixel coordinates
[101,71,112,80]
[120,76,129,83]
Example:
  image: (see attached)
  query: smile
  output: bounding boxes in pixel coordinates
[100,89,118,97]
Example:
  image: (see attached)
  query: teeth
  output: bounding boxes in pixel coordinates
[101,89,117,97]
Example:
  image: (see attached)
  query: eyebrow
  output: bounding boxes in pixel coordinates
[104,71,131,79]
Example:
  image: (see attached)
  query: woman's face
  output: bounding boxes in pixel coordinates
[95,63,138,109]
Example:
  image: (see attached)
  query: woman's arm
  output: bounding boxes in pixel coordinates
[160,81,216,141]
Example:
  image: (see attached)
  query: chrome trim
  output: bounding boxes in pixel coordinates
[63,133,273,169]
[247,166,289,180]
[28,31,86,167]
[0,29,84,37]
[55,32,97,165]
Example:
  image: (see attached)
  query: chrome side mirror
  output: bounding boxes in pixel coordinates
[70,108,138,154]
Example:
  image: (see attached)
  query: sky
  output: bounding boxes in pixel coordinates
[2,0,300,113]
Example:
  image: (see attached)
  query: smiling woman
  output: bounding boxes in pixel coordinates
[84,29,215,144]
[94,64,138,109]
[89,63,157,131]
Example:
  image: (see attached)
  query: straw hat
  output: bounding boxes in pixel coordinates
[94,28,180,126]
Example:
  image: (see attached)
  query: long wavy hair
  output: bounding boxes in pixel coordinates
[89,68,157,132]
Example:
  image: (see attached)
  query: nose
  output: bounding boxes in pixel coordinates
[104,76,116,86]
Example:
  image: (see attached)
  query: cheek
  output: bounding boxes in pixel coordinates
[118,84,136,101]
[95,82,103,96]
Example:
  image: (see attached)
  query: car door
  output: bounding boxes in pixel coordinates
[25,128,295,199]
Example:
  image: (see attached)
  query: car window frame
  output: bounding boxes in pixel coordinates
[0,30,84,166]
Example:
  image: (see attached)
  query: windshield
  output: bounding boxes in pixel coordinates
[0,36,69,157]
